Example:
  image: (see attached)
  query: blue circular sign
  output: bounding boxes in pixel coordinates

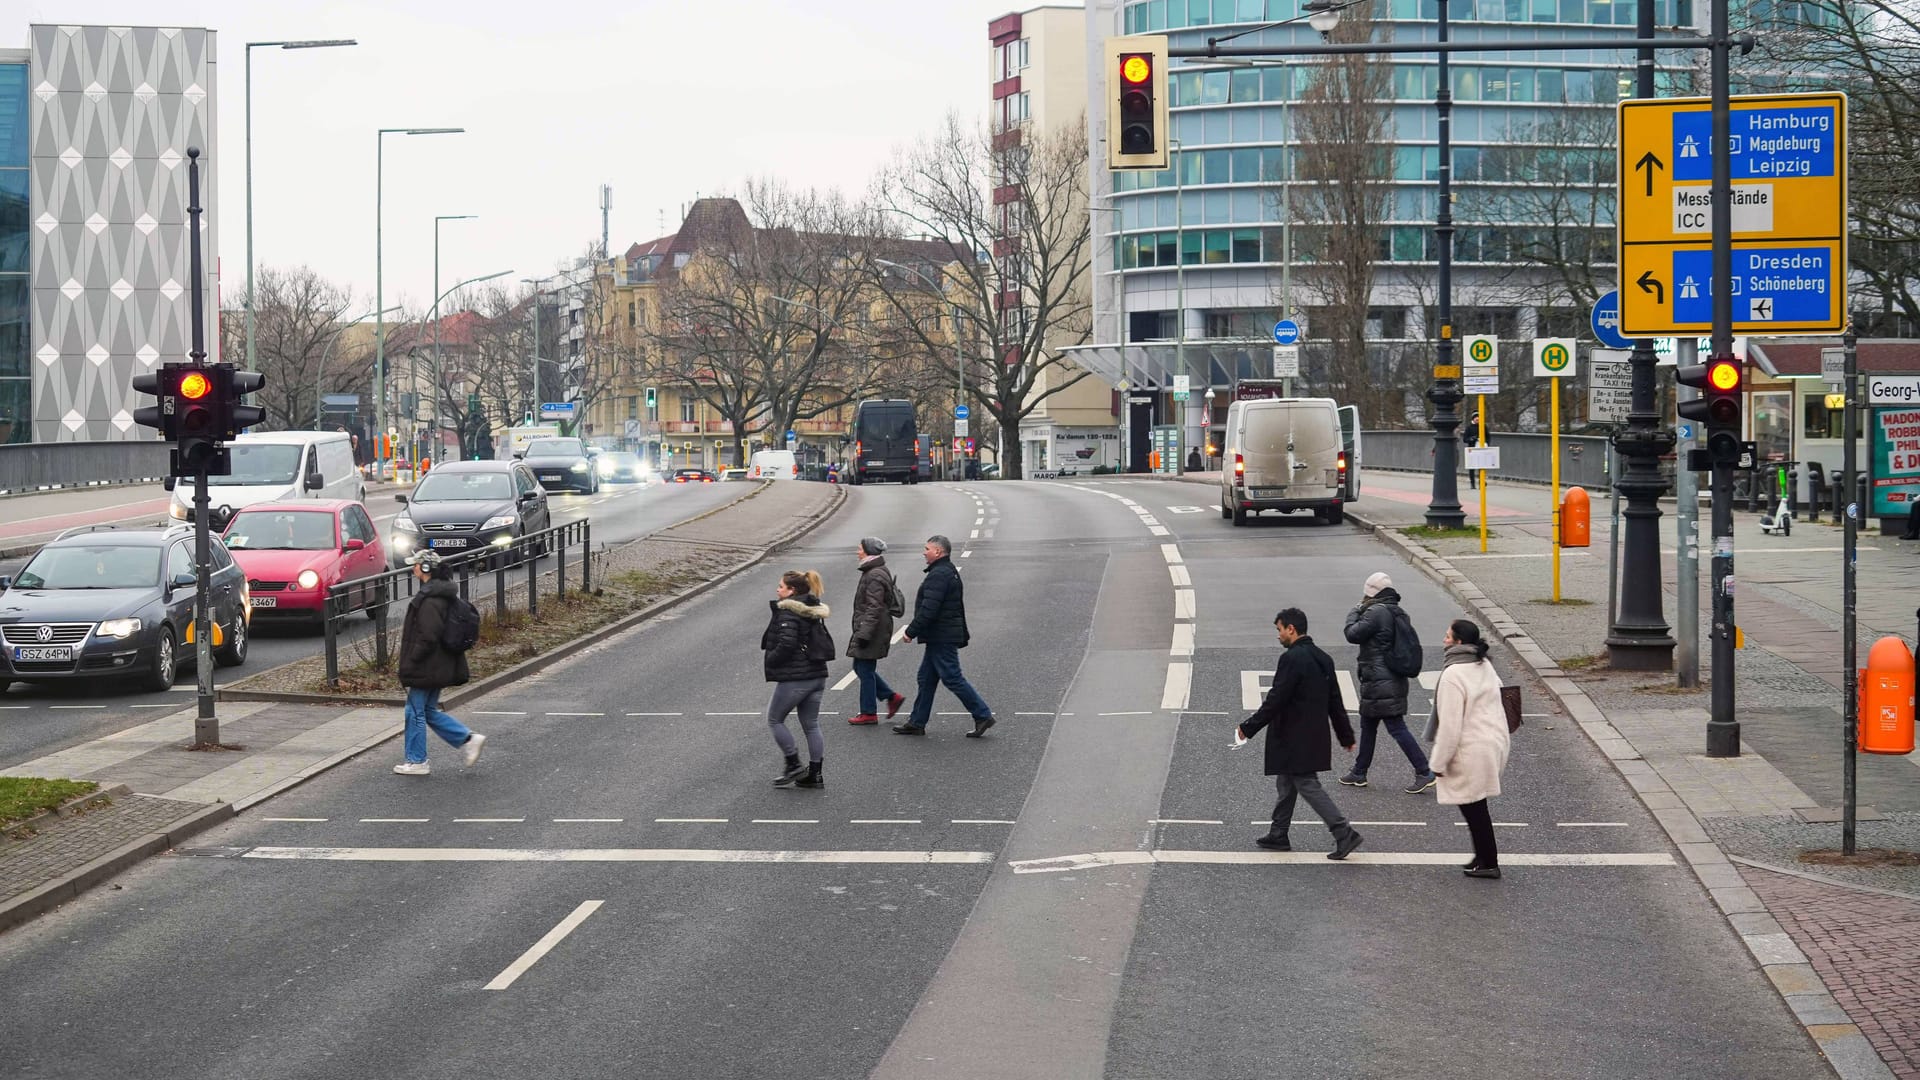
[954,404,970,419]
[1591,290,1632,350]
[1272,319,1301,345]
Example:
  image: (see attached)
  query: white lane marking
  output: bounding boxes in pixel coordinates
[951,819,1016,825]
[49,705,105,710]
[1170,623,1195,657]
[1183,710,1229,715]
[1173,589,1195,619]
[245,847,993,865]
[1014,711,1054,716]
[1417,671,1442,690]
[1151,818,1224,825]
[0,706,26,710]
[1337,670,1358,704]
[484,900,604,991]
[1162,544,1182,564]
[1166,506,1207,514]
[1139,517,1161,526]
[1119,499,1139,508]
[360,818,429,823]
[262,817,327,822]
[546,712,604,717]
[753,819,820,824]
[975,518,984,526]
[851,819,923,825]
[1148,526,1171,536]
[961,551,973,558]
[1161,663,1192,711]
[970,529,980,539]
[1353,821,1429,826]
[1011,851,1677,874]
[454,818,526,823]
[131,704,176,709]
[706,712,760,717]
[831,669,858,692]
[473,711,527,717]
[891,627,908,644]
[1558,822,1629,827]
[1098,710,1154,717]
[1169,565,1191,587]
[626,712,683,717]
[554,818,624,823]
[655,818,727,823]
[1452,822,1531,827]
[1241,670,1267,711]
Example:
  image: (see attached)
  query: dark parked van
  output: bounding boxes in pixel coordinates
[849,399,918,485]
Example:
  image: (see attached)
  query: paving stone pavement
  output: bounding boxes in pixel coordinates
[0,793,210,905]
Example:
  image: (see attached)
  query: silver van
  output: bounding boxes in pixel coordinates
[169,430,365,529]
[1221,397,1350,525]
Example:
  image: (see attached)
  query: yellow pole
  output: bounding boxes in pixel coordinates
[1551,376,1562,603]
[1477,394,1488,553]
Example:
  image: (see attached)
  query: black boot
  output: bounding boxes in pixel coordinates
[786,761,824,789]
[773,754,805,786]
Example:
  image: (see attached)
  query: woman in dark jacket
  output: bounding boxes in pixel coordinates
[394,551,483,776]
[763,568,832,788]
[846,538,904,726]
[1340,571,1435,793]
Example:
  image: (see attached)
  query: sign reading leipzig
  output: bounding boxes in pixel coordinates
[1617,92,1847,337]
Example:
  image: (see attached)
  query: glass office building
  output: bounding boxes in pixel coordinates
[1,57,25,444]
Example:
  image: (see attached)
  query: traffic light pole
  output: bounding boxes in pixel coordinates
[1705,1,1738,757]
[1841,325,1858,855]
[187,148,219,747]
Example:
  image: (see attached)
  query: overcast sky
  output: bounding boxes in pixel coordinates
[19,0,1044,314]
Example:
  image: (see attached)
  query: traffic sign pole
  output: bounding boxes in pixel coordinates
[1841,324,1858,855]
[1675,340,1701,689]
[1707,0,1739,758]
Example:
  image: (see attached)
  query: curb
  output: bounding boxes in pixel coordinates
[0,798,234,936]
[1348,504,1892,1080]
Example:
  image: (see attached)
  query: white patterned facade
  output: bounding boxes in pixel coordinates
[27,23,218,443]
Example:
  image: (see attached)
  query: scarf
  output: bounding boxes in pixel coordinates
[1424,644,1487,741]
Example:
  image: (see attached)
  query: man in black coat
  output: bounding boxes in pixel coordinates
[1341,571,1436,793]
[893,535,996,738]
[394,551,483,776]
[1237,607,1363,858]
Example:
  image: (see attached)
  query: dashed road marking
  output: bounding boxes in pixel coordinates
[49,705,105,710]
[1009,850,1677,874]
[1161,544,1182,564]
[1098,710,1154,717]
[243,847,998,866]
[554,818,624,823]
[655,818,728,823]
[1169,565,1191,587]
[262,817,327,822]
[1151,818,1225,825]
[484,900,603,991]
[1014,711,1054,716]
[752,819,821,824]
[360,818,430,823]
[1170,623,1195,657]
[546,712,604,717]
[454,818,526,823]
[851,819,923,825]
[1148,526,1171,536]
[626,712,684,717]
[961,551,973,558]
[1174,589,1195,619]
[1161,663,1192,711]
[1558,822,1629,827]
[952,819,1017,825]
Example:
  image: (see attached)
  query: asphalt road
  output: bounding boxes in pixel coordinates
[0,478,744,770]
[0,478,1826,1079]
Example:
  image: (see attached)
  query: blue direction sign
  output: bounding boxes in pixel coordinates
[1272,319,1300,345]
[1591,290,1631,349]
[1672,106,1837,182]
[538,401,576,419]
[1670,246,1837,326]
[954,404,970,419]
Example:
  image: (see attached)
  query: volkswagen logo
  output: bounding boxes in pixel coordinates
[35,624,53,643]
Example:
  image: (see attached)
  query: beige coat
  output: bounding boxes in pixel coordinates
[1430,658,1510,805]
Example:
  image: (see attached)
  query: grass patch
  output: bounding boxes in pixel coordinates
[1557,653,1608,671]
[0,777,100,827]
[1400,525,1491,541]
[1528,597,1594,606]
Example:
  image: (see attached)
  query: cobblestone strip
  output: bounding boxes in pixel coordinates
[0,793,232,933]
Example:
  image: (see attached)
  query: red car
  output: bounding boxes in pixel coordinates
[221,500,388,626]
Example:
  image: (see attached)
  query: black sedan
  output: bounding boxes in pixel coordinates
[521,437,599,495]
[0,525,250,694]
[389,461,551,569]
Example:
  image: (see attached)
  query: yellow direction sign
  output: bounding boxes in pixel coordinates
[1618,92,1847,337]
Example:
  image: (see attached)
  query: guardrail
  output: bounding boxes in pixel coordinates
[321,518,593,688]
[0,440,172,495]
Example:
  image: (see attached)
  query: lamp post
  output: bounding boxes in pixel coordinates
[1424,0,1466,528]
[876,258,966,478]
[245,38,356,372]
[432,214,478,462]
[1203,385,1217,467]
[376,125,463,478]
[311,304,400,430]
[424,270,511,461]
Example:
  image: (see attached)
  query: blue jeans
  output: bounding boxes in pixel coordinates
[404,686,472,764]
[1352,714,1430,777]
[853,658,896,715]
[906,643,991,729]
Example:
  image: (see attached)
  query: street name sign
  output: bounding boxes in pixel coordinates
[1867,375,1920,407]
[1822,347,1845,392]
[1588,349,1633,423]
[1533,338,1578,378]
[1618,92,1847,336]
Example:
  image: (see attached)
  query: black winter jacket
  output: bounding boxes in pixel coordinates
[1238,635,1355,776]
[399,579,471,690]
[1344,588,1410,719]
[905,556,969,646]
[846,557,895,661]
[762,595,832,682]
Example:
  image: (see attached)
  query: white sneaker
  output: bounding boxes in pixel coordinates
[462,732,487,768]
[393,761,431,776]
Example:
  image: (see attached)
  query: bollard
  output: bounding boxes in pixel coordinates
[1860,635,1916,754]
[495,552,507,618]
[557,523,568,598]
[527,531,539,617]
[323,589,340,688]
[1560,486,1591,548]
[373,582,389,670]
[583,521,592,594]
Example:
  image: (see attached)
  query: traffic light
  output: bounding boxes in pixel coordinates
[645,386,656,412]
[1104,35,1168,171]
[1678,356,1743,465]
[224,366,267,437]
[174,365,219,472]
[132,364,178,440]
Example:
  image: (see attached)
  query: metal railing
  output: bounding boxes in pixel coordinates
[321,518,593,688]
[0,440,173,495]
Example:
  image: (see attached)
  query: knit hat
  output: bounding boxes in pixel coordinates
[1364,571,1393,598]
[860,537,887,556]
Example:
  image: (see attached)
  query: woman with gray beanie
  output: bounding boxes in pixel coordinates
[846,537,905,725]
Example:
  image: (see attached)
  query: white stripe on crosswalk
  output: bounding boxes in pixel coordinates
[1170,624,1195,657]
[1161,663,1192,710]
[1010,850,1676,874]
[244,847,995,865]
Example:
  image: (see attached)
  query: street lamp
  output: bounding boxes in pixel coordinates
[311,303,400,430]
[876,257,967,478]
[245,38,356,373]
[375,125,464,478]
[1423,0,1467,528]
[425,269,512,460]
[432,214,478,461]
[1203,386,1218,466]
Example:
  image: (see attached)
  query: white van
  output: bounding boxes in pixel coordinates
[746,449,798,480]
[1221,397,1349,525]
[169,430,364,529]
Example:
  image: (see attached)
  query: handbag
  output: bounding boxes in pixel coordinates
[1500,685,1523,734]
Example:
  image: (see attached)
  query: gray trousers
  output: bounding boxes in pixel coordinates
[1271,772,1356,841]
[767,677,826,763]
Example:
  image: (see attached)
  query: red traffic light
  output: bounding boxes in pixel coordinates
[179,371,212,400]
[1121,54,1151,84]
[1707,360,1740,392]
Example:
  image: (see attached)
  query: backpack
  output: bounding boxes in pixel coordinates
[803,619,836,663]
[1385,606,1423,678]
[440,595,482,653]
[884,573,906,619]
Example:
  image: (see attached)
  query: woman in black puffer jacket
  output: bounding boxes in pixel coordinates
[762,569,832,789]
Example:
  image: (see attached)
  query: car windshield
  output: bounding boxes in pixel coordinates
[604,453,638,465]
[526,439,584,457]
[14,544,161,589]
[411,471,513,502]
[225,511,337,550]
[222,444,304,485]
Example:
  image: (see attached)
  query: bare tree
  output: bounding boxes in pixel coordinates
[222,265,356,430]
[867,113,1094,480]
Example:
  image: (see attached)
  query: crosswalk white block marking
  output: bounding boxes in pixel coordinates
[1161,544,1182,564]
[832,669,858,692]
[1170,624,1195,657]
[1165,506,1207,514]
[1148,525,1171,536]
[1241,670,1267,711]
[1337,670,1359,705]
[1161,663,1192,711]
[1169,565,1191,586]
[1174,589,1195,619]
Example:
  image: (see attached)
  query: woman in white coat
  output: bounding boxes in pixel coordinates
[1429,620,1511,879]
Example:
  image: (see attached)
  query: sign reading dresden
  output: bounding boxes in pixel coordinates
[1617,92,1847,337]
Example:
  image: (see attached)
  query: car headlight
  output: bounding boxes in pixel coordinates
[98,617,142,639]
[394,515,419,533]
[169,502,187,521]
[297,570,321,591]
[491,534,514,547]
[481,514,516,531]
[571,461,589,472]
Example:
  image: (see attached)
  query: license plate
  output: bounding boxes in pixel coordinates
[429,538,469,549]
[865,460,884,466]
[1251,488,1286,498]
[13,645,71,662]
[250,596,278,608]
[540,474,563,481]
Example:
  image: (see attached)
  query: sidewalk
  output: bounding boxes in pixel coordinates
[1148,466,1919,1078]
[0,479,845,934]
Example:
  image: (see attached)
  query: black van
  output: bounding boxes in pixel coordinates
[849,400,918,485]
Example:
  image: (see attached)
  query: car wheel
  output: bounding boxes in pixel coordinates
[145,627,177,692]
[0,679,10,696]
[1220,500,1231,520]
[1231,503,1247,527]
[215,610,248,667]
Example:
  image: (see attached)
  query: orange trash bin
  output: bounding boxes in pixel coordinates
[1860,636,1916,755]
[1559,486,1591,548]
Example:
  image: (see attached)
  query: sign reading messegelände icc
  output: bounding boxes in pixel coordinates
[1617,92,1847,337]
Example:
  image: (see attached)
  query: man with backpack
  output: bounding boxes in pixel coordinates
[1340,571,1436,793]
[394,550,485,776]
[846,538,906,726]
